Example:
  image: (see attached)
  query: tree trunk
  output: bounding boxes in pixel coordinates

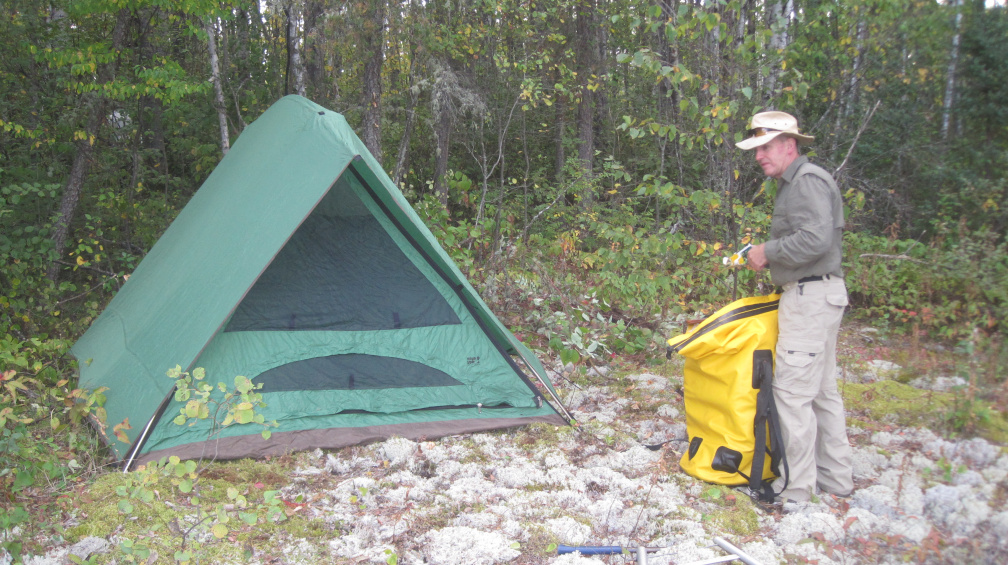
[47,8,130,281]
[766,0,793,96]
[206,18,230,156]
[393,83,419,187]
[941,0,962,140]
[362,0,387,163]
[575,0,597,184]
[433,107,451,207]
[285,2,305,96]
[303,1,324,91]
[554,94,566,180]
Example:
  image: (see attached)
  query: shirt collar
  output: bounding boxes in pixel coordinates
[781,155,809,184]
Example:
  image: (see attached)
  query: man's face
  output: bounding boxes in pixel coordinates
[754,136,795,179]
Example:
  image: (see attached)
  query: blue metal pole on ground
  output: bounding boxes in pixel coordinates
[557,538,764,565]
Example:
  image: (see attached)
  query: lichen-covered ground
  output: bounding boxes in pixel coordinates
[17,326,1008,565]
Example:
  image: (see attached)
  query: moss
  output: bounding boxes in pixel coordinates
[841,380,953,430]
[523,515,594,559]
[513,422,566,448]
[710,505,760,537]
[63,457,331,564]
[689,485,761,536]
[840,379,1008,443]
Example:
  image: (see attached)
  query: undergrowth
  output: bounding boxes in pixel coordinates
[2,178,1007,562]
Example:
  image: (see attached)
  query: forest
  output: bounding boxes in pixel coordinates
[1,0,1007,562]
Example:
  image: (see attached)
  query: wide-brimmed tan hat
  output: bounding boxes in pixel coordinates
[735,111,815,150]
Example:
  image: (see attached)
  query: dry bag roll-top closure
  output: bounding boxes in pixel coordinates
[666,295,788,502]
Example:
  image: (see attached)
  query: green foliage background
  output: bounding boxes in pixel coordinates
[1,0,1007,562]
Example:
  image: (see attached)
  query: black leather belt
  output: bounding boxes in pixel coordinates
[798,274,830,284]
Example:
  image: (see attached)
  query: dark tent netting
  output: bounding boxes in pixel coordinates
[225,175,460,333]
[254,353,463,393]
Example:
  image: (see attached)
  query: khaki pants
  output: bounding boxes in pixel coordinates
[772,276,853,501]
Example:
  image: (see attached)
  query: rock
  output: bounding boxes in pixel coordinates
[421,526,520,564]
[908,375,967,391]
[850,484,899,519]
[68,537,109,561]
[627,373,669,391]
[924,484,991,538]
[890,515,932,544]
[863,359,901,382]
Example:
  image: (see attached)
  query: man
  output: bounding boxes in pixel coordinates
[736,111,854,503]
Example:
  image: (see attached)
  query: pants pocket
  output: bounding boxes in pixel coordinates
[826,292,849,308]
[775,337,825,395]
[779,337,824,368]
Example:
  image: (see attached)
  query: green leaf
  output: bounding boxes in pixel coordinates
[184,400,202,418]
[12,469,34,491]
[235,375,253,393]
[235,408,254,424]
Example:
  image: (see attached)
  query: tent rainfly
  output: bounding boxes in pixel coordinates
[72,95,572,469]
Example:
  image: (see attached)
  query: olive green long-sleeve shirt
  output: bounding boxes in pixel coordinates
[763,156,845,286]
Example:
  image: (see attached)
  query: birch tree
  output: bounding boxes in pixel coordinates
[206,18,230,155]
[285,1,306,96]
[941,0,963,139]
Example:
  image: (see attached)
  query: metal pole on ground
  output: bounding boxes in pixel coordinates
[558,539,763,565]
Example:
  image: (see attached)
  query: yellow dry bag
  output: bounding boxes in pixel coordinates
[666,294,786,499]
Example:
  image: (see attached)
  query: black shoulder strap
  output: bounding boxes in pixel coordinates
[750,349,788,502]
[767,383,789,496]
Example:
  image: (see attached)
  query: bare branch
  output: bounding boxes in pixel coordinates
[835,100,881,176]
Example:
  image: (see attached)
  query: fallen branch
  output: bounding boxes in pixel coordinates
[858,253,927,264]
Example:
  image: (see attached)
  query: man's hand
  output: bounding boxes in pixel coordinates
[748,242,768,271]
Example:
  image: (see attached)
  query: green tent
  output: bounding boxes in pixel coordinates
[72,95,571,468]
